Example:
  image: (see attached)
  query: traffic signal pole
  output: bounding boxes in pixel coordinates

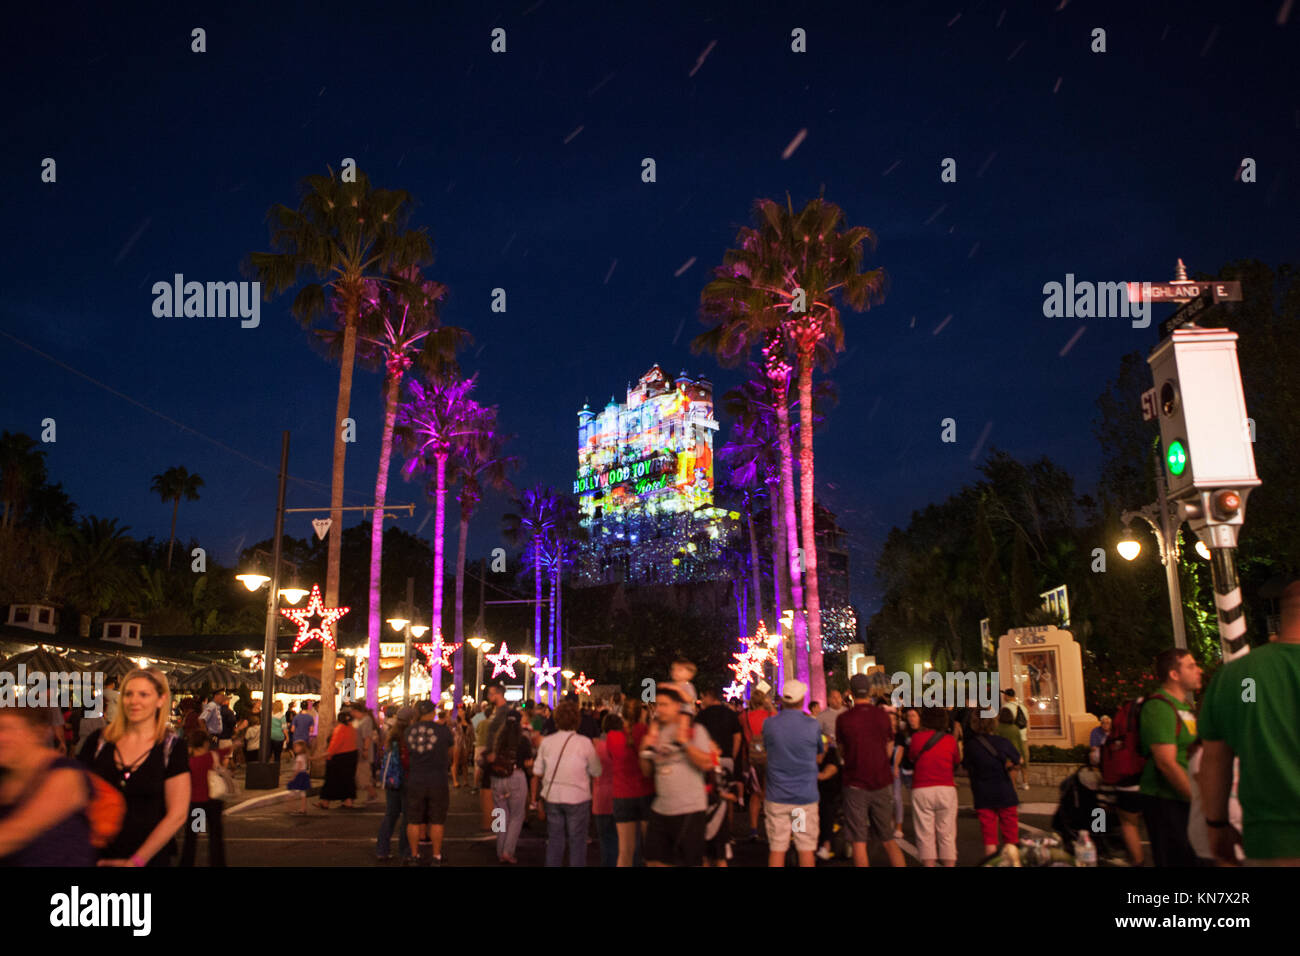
[1207,546,1249,661]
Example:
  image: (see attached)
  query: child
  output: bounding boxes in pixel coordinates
[244,714,262,765]
[181,731,227,866]
[670,658,699,744]
[815,733,843,861]
[287,739,310,815]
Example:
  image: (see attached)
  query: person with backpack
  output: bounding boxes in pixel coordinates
[963,714,1022,858]
[77,667,190,866]
[179,731,226,866]
[836,674,905,867]
[1000,689,1030,789]
[0,705,100,865]
[490,710,535,864]
[908,707,962,866]
[1097,702,1149,866]
[1137,648,1202,867]
[741,688,775,842]
[376,707,413,863]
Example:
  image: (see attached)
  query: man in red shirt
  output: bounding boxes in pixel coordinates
[836,675,905,867]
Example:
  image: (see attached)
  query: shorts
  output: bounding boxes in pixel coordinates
[1101,786,1143,815]
[764,800,819,853]
[218,738,233,752]
[643,810,707,866]
[404,782,450,826]
[843,785,895,844]
[612,794,653,824]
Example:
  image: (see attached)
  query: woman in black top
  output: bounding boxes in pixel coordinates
[78,668,190,866]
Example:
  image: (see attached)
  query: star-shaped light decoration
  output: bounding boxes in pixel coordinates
[280,584,350,652]
[486,640,523,679]
[572,672,594,696]
[724,681,746,702]
[533,658,561,690]
[413,632,463,673]
[732,651,766,683]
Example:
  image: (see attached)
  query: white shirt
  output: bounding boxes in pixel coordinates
[533,731,602,805]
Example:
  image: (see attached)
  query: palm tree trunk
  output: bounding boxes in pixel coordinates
[454,505,469,701]
[166,496,180,570]
[554,564,563,707]
[432,452,448,701]
[319,313,358,765]
[799,363,825,706]
[773,384,809,691]
[365,372,402,711]
[767,480,788,689]
[532,540,543,667]
[746,509,763,632]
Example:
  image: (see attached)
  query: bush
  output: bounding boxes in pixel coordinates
[1029,744,1090,764]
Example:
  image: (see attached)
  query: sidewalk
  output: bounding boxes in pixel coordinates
[223,763,324,816]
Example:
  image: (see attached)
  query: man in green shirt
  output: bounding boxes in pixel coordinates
[1138,647,1202,867]
[1199,579,1300,864]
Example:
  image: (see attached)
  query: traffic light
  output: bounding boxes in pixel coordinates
[1147,329,1259,499]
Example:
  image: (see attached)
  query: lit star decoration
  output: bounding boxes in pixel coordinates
[413,632,462,672]
[486,641,524,679]
[280,584,350,652]
[572,672,594,695]
[724,681,746,702]
[533,658,561,690]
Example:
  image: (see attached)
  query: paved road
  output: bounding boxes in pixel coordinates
[214,776,1078,867]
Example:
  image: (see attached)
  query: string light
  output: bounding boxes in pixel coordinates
[486,641,524,679]
[533,658,561,690]
[572,672,595,695]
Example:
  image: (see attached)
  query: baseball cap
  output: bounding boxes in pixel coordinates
[781,679,808,706]
[415,700,436,715]
[849,673,872,697]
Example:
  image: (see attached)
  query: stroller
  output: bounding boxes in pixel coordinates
[1052,766,1125,861]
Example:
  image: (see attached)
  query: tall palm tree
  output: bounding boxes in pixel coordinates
[321,267,467,709]
[149,467,204,570]
[696,194,887,704]
[396,374,485,700]
[58,516,138,625]
[501,486,560,680]
[248,167,431,743]
[451,418,516,700]
[536,496,584,705]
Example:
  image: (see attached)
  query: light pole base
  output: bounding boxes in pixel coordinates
[245,761,281,790]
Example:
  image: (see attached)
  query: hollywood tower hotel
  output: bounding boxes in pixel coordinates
[572,365,736,586]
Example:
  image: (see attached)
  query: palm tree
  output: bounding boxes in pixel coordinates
[536,496,584,705]
[321,266,467,709]
[696,194,887,704]
[396,374,485,700]
[58,516,138,627]
[1,431,48,532]
[501,486,560,680]
[149,467,204,570]
[247,167,431,743]
[451,417,516,699]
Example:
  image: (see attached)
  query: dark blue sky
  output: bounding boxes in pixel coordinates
[3,1,1296,616]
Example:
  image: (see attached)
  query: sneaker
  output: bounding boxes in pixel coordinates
[815,846,833,861]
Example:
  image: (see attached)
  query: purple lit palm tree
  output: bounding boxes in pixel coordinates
[396,374,485,700]
[450,414,516,700]
[501,486,560,691]
[320,266,467,709]
[247,167,430,747]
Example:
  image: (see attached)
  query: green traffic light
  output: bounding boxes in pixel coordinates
[1167,439,1188,476]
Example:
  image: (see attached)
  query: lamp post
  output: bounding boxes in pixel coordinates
[561,669,575,696]
[468,637,492,704]
[241,431,289,791]
[1117,454,1188,650]
[388,577,416,706]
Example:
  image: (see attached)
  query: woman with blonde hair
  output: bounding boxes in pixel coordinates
[77,668,190,866]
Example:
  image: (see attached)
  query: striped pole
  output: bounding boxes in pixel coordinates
[1208,546,1251,661]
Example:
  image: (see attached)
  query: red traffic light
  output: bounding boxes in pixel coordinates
[1212,489,1242,520]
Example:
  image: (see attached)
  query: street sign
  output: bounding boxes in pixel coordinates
[1160,292,1219,338]
[1141,387,1158,421]
[1128,280,1241,303]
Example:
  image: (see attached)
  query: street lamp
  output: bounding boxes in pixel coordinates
[467,637,492,704]
[1117,537,1142,561]
[1195,540,1211,560]
[1117,446,1188,649]
[561,669,575,695]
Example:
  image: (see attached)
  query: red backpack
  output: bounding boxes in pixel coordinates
[1100,695,1181,786]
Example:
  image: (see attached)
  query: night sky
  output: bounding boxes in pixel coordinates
[3,1,1296,617]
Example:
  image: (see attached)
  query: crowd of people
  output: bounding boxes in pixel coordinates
[0,582,1297,868]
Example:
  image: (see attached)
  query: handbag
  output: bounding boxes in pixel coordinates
[208,754,232,799]
[541,732,577,805]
